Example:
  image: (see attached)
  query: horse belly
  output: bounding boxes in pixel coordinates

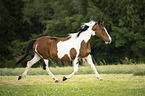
[56,41,78,61]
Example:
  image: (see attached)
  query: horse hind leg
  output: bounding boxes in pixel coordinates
[18,53,41,80]
[43,59,59,82]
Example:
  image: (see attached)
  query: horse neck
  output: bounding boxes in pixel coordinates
[78,28,95,43]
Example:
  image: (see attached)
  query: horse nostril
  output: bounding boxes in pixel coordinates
[105,39,110,42]
[105,39,111,44]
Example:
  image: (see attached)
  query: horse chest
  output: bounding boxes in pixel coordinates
[78,40,91,58]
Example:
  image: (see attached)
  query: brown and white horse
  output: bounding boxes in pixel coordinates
[14,20,111,82]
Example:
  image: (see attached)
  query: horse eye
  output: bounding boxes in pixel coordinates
[102,29,105,35]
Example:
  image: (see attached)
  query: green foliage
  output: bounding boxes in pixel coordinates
[23,0,52,24]
[0,0,24,67]
[0,0,145,67]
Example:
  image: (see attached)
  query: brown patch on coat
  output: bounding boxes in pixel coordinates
[70,48,77,60]
[79,36,93,58]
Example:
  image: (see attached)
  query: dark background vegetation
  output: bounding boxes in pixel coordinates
[0,0,145,67]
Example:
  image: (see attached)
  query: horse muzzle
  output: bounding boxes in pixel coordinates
[105,38,111,44]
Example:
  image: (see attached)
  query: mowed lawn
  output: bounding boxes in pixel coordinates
[0,64,145,96]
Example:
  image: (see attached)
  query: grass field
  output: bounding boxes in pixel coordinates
[0,64,145,96]
[0,75,145,96]
[1,64,145,76]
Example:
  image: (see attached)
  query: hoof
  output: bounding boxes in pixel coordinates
[18,75,22,80]
[55,80,59,83]
[63,76,67,81]
[99,78,103,81]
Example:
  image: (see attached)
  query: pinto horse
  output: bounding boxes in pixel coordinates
[14,20,111,82]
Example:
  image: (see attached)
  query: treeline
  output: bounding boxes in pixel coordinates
[0,0,145,67]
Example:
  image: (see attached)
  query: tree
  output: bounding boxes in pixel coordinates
[0,0,24,67]
[0,0,145,67]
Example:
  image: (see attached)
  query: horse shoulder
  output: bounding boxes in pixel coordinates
[78,40,91,58]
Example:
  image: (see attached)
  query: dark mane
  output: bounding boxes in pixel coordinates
[77,25,89,37]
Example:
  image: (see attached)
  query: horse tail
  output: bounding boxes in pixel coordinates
[14,39,36,66]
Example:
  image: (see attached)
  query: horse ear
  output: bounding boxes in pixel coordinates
[98,20,101,26]
[102,21,104,25]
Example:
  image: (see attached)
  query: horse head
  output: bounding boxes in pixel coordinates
[92,20,112,44]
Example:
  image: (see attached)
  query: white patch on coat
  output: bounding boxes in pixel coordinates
[35,44,43,59]
[104,27,112,44]
[57,21,96,60]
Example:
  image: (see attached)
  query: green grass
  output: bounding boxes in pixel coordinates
[0,64,145,96]
[133,70,145,76]
[0,64,145,76]
[0,74,145,96]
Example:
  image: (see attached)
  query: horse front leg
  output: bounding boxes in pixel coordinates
[63,58,79,81]
[85,54,103,81]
